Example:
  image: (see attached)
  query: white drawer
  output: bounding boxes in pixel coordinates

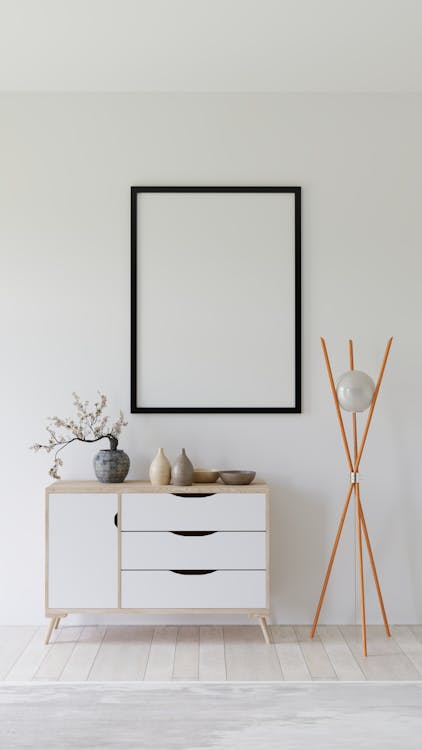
[121,570,266,609]
[121,531,266,570]
[121,493,266,531]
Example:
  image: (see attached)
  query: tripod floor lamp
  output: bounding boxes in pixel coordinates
[310,337,393,656]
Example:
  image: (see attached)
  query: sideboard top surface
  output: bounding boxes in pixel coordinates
[46,480,269,494]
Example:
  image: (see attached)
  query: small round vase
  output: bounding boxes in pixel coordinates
[149,448,171,485]
[172,449,193,486]
[94,449,130,483]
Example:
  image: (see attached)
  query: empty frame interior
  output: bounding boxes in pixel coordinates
[131,188,300,412]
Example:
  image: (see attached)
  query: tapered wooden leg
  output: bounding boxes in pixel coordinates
[321,338,353,471]
[54,617,61,630]
[348,341,359,465]
[45,617,57,645]
[258,616,271,644]
[358,500,391,637]
[310,482,354,638]
[356,484,367,656]
[355,338,393,472]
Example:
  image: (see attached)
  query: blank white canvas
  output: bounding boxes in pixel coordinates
[136,191,296,408]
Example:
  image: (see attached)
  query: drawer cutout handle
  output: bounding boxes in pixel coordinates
[170,530,217,537]
[170,570,216,575]
[114,513,118,528]
[171,493,216,499]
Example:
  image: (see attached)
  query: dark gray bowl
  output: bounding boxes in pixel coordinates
[218,470,256,485]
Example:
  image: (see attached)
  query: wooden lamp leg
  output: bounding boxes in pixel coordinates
[310,482,354,638]
[355,483,367,656]
[310,339,355,639]
[358,500,391,637]
[355,338,393,473]
[350,339,367,655]
[348,340,358,464]
[321,338,353,471]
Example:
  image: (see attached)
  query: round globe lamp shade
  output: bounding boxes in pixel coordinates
[336,370,375,412]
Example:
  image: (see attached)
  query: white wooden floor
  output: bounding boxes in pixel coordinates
[2,625,422,682]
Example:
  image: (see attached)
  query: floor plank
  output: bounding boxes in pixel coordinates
[342,624,401,656]
[144,626,177,681]
[199,625,226,681]
[224,626,282,681]
[33,626,81,681]
[317,625,365,681]
[341,625,421,680]
[173,626,199,681]
[411,625,422,643]
[391,626,422,677]
[60,626,106,682]
[294,626,337,680]
[88,626,153,681]
[0,627,37,680]
[271,625,311,681]
[5,627,51,682]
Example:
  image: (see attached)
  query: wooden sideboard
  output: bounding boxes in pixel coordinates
[45,480,270,643]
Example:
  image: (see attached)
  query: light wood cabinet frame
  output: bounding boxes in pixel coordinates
[45,480,271,643]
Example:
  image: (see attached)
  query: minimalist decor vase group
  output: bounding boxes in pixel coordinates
[148,448,194,486]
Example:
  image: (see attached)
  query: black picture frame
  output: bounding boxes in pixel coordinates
[131,186,301,414]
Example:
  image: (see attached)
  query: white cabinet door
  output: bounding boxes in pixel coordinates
[48,493,118,609]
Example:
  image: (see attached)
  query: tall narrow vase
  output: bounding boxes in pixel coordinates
[149,448,171,486]
[172,449,194,486]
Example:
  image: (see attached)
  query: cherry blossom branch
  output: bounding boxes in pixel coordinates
[31,392,127,479]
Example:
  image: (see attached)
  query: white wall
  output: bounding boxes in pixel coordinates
[1,93,421,625]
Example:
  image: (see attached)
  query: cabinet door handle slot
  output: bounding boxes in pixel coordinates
[171,493,216,499]
[114,513,118,528]
[170,570,216,575]
[170,530,217,537]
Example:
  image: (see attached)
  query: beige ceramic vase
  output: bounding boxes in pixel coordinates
[172,448,194,486]
[149,448,171,485]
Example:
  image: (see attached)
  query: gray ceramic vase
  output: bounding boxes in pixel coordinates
[94,448,130,483]
[172,448,193,486]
